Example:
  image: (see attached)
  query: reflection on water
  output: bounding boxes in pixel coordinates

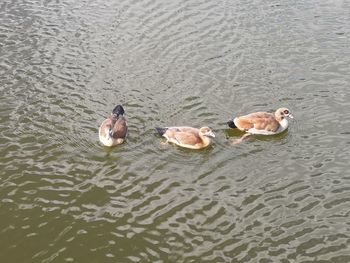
[1,0,350,262]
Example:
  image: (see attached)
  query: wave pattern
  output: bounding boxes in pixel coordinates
[0,0,350,262]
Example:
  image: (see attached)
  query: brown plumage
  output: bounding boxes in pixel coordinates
[228,108,293,135]
[155,126,215,149]
[99,105,127,147]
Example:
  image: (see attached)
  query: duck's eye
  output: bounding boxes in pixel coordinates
[284,110,289,114]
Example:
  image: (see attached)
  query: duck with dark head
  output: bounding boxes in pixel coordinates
[99,105,128,147]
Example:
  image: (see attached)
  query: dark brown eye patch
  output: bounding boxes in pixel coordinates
[284,110,289,114]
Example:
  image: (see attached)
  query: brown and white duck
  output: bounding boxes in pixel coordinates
[155,126,215,149]
[227,107,293,135]
[99,105,128,146]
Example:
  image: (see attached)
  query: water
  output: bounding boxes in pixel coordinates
[1,0,350,262]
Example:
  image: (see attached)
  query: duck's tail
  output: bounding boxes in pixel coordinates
[155,127,167,136]
[227,120,237,129]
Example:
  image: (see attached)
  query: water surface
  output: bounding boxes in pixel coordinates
[1,0,350,262]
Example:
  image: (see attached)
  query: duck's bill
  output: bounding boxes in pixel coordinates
[208,132,216,138]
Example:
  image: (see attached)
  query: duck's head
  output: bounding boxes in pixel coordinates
[276,108,293,119]
[199,127,215,138]
[112,105,125,117]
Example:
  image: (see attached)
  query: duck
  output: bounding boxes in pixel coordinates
[227,107,293,136]
[99,105,128,146]
[155,126,215,149]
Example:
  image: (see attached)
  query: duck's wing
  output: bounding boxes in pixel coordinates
[175,131,201,145]
[235,112,279,132]
[111,116,128,139]
[165,127,201,145]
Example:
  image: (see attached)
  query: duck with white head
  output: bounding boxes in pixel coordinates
[227,107,293,143]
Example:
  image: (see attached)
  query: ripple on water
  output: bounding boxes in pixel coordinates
[1,0,350,262]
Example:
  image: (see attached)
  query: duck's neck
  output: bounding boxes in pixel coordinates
[199,135,212,147]
[275,113,284,122]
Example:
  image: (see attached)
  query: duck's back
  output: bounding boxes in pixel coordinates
[111,116,127,139]
[99,116,127,146]
[235,112,280,132]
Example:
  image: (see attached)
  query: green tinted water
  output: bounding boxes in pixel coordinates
[1,0,350,262]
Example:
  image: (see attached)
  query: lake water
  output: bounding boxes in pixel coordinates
[1,0,350,262]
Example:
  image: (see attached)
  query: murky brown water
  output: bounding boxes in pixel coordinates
[1,0,350,262]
